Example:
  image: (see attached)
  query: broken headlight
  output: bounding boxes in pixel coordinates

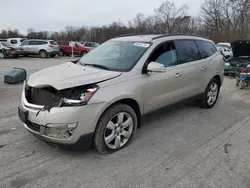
[61,85,99,106]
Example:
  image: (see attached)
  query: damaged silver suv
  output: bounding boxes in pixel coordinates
[18,34,224,154]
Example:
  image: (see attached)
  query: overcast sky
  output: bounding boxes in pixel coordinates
[1,0,202,33]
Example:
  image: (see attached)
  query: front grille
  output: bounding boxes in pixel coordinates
[27,121,40,132]
[25,84,62,110]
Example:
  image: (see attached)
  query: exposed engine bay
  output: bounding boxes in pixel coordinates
[25,84,92,111]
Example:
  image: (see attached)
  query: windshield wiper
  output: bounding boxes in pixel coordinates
[83,63,110,70]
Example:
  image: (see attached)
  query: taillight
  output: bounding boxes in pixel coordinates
[49,45,54,48]
[12,48,17,51]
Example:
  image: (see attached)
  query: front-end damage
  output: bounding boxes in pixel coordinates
[21,81,100,140]
[24,82,98,111]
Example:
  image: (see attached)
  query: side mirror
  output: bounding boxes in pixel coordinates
[147,62,165,72]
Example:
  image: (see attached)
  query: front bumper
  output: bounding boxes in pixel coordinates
[19,86,108,147]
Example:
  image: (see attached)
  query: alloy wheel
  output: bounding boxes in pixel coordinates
[207,83,218,106]
[104,112,134,149]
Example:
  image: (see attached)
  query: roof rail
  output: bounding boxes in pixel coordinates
[115,33,160,38]
[152,34,209,40]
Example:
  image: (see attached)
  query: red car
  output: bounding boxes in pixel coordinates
[57,40,90,56]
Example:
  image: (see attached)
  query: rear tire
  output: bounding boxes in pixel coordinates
[198,78,220,109]
[39,50,47,58]
[94,104,137,154]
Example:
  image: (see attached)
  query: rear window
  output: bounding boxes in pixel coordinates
[49,41,58,45]
[174,40,201,64]
[10,40,17,44]
[62,42,70,46]
[195,40,217,58]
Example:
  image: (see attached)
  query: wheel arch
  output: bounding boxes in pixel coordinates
[96,98,142,131]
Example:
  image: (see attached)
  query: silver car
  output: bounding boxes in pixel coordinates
[18,34,224,154]
[18,39,59,58]
[80,41,100,49]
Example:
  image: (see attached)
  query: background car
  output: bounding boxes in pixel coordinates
[6,38,27,45]
[0,42,21,58]
[79,41,99,50]
[217,46,233,58]
[57,40,90,56]
[18,39,59,58]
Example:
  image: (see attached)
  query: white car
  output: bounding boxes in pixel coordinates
[217,46,233,58]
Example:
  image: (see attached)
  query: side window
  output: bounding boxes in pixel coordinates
[195,40,217,58]
[20,41,29,46]
[148,41,178,68]
[10,40,17,44]
[38,41,48,45]
[175,40,200,64]
[63,42,70,46]
[29,41,39,45]
[85,42,92,47]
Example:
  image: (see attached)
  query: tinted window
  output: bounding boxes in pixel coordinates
[10,40,17,44]
[195,40,217,58]
[20,39,26,42]
[20,41,29,46]
[29,41,39,45]
[148,41,177,68]
[49,41,57,45]
[61,42,69,46]
[38,41,48,45]
[175,40,200,64]
[85,42,92,47]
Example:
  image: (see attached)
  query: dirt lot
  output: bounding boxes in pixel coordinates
[1,57,250,188]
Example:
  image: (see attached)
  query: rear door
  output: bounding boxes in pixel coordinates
[195,40,218,89]
[29,41,40,54]
[173,39,205,99]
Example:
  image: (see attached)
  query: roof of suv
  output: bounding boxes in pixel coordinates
[24,39,53,41]
[112,34,210,43]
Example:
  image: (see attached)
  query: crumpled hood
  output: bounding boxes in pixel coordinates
[27,62,122,90]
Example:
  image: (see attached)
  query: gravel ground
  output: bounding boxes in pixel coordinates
[0,57,250,188]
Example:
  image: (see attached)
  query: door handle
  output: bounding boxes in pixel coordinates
[201,66,207,71]
[175,73,182,77]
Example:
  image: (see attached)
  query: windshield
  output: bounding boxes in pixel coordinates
[1,42,16,48]
[78,40,150,72]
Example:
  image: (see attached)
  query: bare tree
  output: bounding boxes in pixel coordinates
[154,0,189,33]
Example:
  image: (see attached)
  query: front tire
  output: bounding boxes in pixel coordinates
[198,78,220,109]
[94,104,137,154]
[0,51,6,59]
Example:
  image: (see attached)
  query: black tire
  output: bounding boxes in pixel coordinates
[0,51,6,59]
[198,78,220,109]
[13,55,19,58]
[49,54,56,58]
[81,51,87,56]
[94,104,138,154]
[24,54,29,57]
[39,50,48,58]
